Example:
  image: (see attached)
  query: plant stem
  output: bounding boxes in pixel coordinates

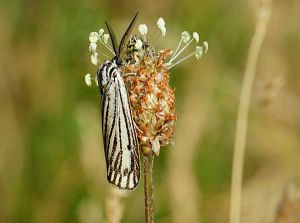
[143,149,155,223]
[149,154,155,221]
[144,155,149,223]
[229,1,272,223]
[105,187,125,223]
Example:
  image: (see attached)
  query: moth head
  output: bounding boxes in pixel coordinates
[114,56,123,67]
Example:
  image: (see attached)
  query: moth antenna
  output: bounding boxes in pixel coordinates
[119,11,139,55]
[105,21,119,57]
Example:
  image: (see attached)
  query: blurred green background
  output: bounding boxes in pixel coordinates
[1,0,300,222]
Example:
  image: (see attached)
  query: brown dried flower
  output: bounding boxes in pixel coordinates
[124,48,177,156]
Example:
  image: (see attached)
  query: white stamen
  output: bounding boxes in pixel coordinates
[170,31,192,61]
[91,53,98,65]
[89,42,97,53]
[170,38,183,61]
[85,73,92,87]
[160,26,166,36]
[170,31,186,61]
[157,17,165,27]
[195,46,203,59]
[167,46,203,69]
[181,31,190,43]
[169,37,194,64]
[157,17,167,36]
[103,34,110,44]
[203,41,208,53]
[99,39,115,55]
[193,32,199,43]
[89,32,99,43]
[135,39,143,49]
[94,74,99,86]
[138,24,148,35]
[99,28,104,37]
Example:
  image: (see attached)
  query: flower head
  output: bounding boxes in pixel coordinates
[124,48,176,155]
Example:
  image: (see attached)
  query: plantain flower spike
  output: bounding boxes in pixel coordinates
[85,16,208,156]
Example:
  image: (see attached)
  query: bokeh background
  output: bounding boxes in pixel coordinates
[1,0,300,222]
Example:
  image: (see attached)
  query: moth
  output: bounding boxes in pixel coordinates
[97,12,140,190]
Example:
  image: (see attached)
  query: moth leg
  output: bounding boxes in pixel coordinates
[133,120,143,133]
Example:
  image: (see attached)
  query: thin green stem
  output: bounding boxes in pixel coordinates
[170,38,183,61]
[99,39,116,55]
[167,51,196,70]
[169,39,194,64]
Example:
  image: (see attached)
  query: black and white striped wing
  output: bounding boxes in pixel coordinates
[99,64,140,190]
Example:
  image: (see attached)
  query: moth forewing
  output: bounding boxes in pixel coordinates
[97,62,140,190]
[97,12,141,190]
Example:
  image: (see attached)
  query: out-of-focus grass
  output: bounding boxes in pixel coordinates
[0,0,300,222]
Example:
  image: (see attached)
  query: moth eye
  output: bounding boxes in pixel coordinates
[116,58,122,66]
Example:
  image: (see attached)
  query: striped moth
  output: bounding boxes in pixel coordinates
[97,12,140,190]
